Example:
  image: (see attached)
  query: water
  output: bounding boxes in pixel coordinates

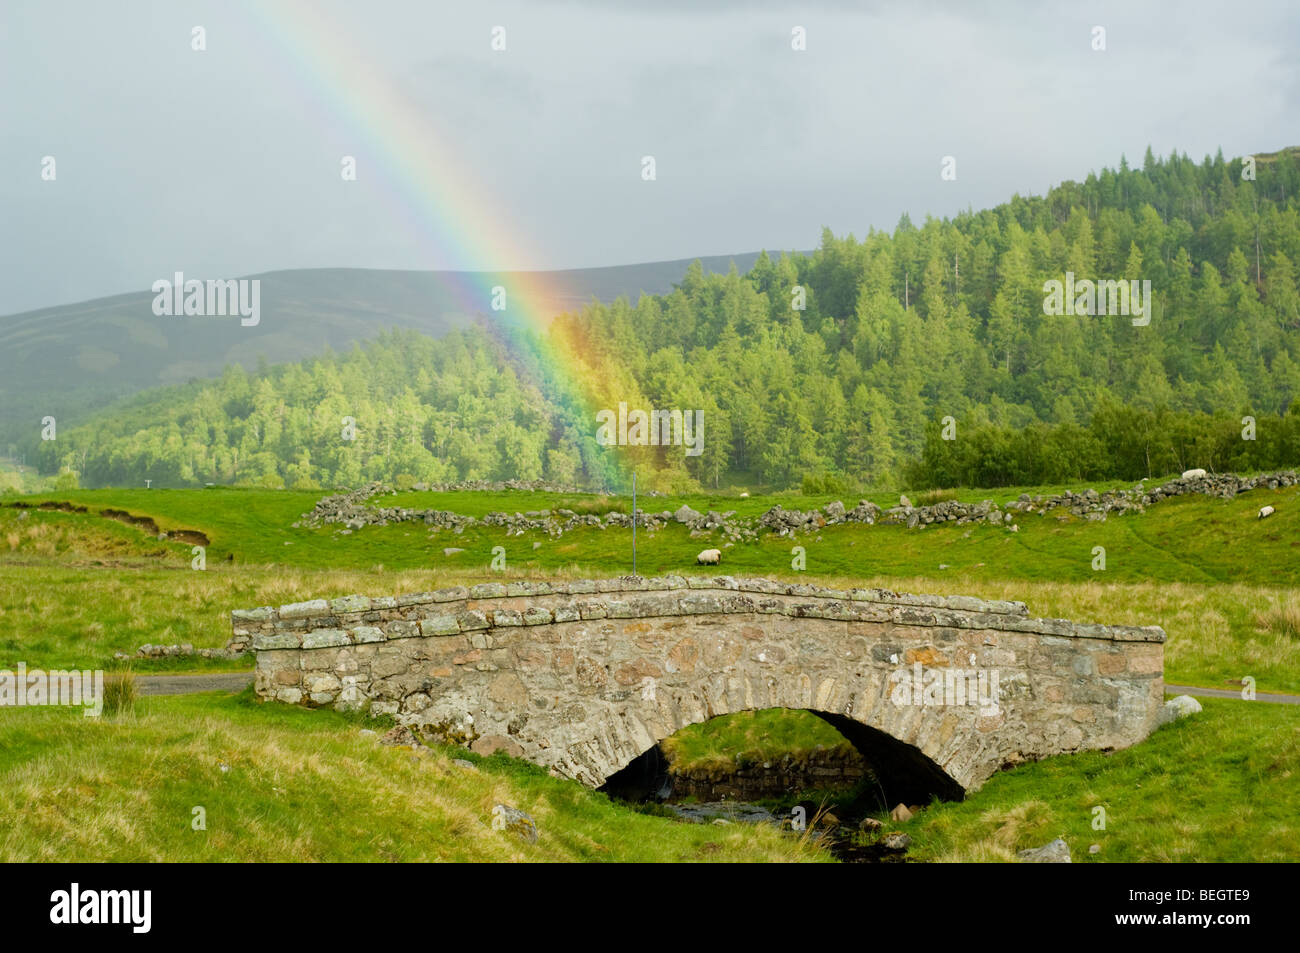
[660,798,912,863]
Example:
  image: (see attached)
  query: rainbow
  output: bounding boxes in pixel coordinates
[237,1,646,487]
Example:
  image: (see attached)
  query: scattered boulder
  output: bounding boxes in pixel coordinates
[1017,838,1071,863]
[1158,694,1203,726]
[899,494,912,508]
[452,759,478,771]
[882,832,911,850]
[492,804,538,844]
[890,803,913,822]
[859,817,883,833]
[1089,843,1101,855]
[674,504,703,524]
[443,547,465,556]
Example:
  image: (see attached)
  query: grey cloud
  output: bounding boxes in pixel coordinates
[1,0,1296,313]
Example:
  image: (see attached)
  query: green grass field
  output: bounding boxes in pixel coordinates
[4,484,1298,690]
[9,479,1299,582]
[0,689,822,863]
[1,481,1296,861]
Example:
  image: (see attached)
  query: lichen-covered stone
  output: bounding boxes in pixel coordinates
[457,610,490,631]
[420,614,460,636]
[302,628,349,649]
[279,599,329,620]
[394,591,438,608]
[330,595,371,614]
[507,582,554,597]
[491,804,537,843]
[253,632,301,650]
[577,601,608,620]
[231,606,273,622]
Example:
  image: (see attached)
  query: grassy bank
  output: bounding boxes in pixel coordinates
[895,698,1300,862]
[0,687,1291,863]
[0,689,824,863]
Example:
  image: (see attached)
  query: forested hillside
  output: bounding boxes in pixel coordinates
[0,254,768,455]
[33,147,1300,492]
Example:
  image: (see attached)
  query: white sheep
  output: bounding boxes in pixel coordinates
[1182,468,1207,480]
[1259,505,1275,519]
[696,548,721,565]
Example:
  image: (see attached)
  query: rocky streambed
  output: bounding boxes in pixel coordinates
[606,744,921,863]
[661,795,920,863]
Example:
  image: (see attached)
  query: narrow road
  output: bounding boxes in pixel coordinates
[137,672,253,696]
[1165,683,1299,705]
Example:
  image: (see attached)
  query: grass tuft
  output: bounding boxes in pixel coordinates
[103,671,138,716]
[911,488,959,506]
[1256,596,1300,641]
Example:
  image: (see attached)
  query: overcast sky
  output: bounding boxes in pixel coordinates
[2,0,1297,315]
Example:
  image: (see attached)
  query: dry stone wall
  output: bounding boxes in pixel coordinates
[235,576,1165,798]
[296,470,1297,540]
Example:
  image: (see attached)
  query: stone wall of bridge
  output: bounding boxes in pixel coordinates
[233,576,1165,799]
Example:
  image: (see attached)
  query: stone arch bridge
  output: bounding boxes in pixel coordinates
[233,576,1165,802]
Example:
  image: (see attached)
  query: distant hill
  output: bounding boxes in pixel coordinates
[31,148,1300,493]
[0,253,772,449]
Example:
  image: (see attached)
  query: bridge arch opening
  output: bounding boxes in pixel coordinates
[598,708,965,808]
